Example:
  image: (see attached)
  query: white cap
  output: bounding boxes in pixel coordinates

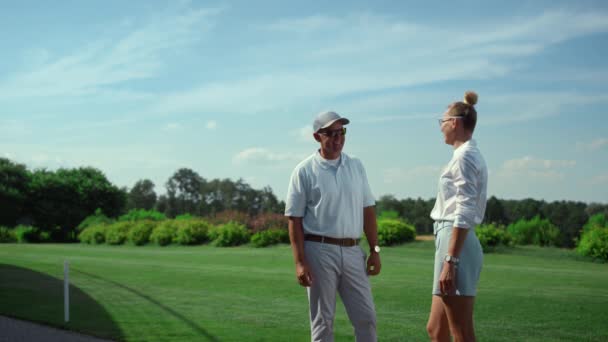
[313,111,350,133]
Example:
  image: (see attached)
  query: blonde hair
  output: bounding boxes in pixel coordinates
[446,91,478,132]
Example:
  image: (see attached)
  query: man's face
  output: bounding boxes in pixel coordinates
[314,121,346,158]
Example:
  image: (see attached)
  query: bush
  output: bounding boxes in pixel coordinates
[150,221,177,246]
[14,225,40,243]
[128,221,157,246]
[78,225,107,244]
[105,222,132,245]
[251,228,289,247]
[175,213,195,220]
[507,216,561,246]
[174,219,211,245]
[577,227,608,261]
[209,221,250,247]
[119,209,166,222]
[209,211,251,228]
[583,214,607,232]
[77,208,115,232]
[249,213,288,233]
[378,210,400,220]
[476,223,512,252]
[377,218,416,246]
[0,227,17,243]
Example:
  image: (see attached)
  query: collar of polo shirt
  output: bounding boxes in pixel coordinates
[314,150,345,169]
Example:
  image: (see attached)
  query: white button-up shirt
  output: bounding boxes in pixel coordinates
[430,139,488,229]
[285,151,375,239]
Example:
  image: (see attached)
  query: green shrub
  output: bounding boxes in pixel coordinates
[119,209,166,222]
[175,213,194,220]
[507,216,561,247]
[105,222,132,245]
[583,214,607,232]
[174,219,211,245]
[209,222,250,247]
[14,225,40,243]
[0,227,17,243]
[378,210,400,220]
[251,228,289,247]
[78,225,107,244]
[377,218,416,246]
[77,208,115,232]
[150,221,177,246]
[476,223,512,252]
[128,220,157,246]
[577,227,608,261]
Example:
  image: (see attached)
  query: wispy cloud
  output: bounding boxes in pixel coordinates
[577,138,608,151]
[206,120,218,130]
[232,148,304,165]
[290,125,314,143]
[383,166,442,184]
[0,5,222,100]
[498,156,576,181]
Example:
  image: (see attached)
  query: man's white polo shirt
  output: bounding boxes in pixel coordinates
[285,151,375,239]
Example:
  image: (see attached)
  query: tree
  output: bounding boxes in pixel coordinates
[0,158,31,226]
[27,167,126,241]
[165,168,205,217]
[128,179,157,210]
[484,196,507,225]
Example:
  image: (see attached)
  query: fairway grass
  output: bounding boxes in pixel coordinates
[1,242,607,341]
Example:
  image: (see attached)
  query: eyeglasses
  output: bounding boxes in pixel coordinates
[437,116,464,127]
[318,127,347,138]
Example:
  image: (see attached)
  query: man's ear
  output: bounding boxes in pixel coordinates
[313,133,321,142]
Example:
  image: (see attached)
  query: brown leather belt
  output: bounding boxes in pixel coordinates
[304,234,359,247]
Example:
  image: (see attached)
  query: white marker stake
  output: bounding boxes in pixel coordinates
[64,260,69,322]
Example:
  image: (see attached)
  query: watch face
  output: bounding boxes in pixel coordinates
[374,245,381,253]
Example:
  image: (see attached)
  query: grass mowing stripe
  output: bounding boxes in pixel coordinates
[1,242,607,341]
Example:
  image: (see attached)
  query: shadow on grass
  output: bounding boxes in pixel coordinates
[0,264,124,341]
[72,268,219,342]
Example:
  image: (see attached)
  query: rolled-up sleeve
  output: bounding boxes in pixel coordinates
[452,155,479,229]
[285,167,307,217]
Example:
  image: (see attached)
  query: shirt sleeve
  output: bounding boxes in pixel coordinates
[284,166,307,217]
[452,154,479,229]
[359,160,376,208]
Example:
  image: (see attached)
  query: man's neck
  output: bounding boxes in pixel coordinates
[319,149,340,160]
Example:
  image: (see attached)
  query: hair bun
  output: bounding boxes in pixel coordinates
[463,91,478,106]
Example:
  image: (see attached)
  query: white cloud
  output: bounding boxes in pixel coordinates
[0,5,222,100]
[383,166,442,184]
[498,156,576,182]
[165,123,181,130]
[232,148,303,165]
[577,138,608,151]
[206,120,218,130]
[290,125,314,143]
[590,174,608,185]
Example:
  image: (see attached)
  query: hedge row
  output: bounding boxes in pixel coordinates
[77,218,289,248]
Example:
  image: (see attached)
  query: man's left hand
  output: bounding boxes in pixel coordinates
[366,252,381,276]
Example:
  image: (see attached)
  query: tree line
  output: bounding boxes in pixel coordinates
[1,157,607,246]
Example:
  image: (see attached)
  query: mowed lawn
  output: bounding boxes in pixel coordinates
[1,242,607,341]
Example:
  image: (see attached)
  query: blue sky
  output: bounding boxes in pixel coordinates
[1,0,607,203]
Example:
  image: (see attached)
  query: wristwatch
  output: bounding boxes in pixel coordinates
[371,245,381,254]
[444,255,459,265]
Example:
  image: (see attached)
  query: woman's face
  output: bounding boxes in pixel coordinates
[439,112,459,145]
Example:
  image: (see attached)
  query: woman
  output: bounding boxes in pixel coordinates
[426,91,487,342]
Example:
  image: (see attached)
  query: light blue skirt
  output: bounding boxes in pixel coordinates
[432,221,483,296]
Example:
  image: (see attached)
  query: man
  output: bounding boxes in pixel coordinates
[285,111,381,342]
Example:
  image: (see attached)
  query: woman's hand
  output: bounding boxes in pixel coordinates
[439,261,457,295]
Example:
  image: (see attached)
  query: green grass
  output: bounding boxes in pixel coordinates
[1,242,607,341]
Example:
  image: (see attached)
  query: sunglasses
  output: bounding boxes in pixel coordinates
[318,127,347,138]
